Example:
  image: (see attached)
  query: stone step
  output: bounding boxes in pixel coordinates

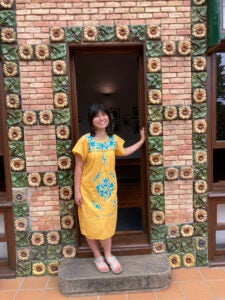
[58,254,171,296]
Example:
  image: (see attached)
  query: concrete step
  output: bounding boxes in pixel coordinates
[58,254,171,296]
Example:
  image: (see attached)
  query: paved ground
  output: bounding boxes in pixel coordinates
[0,266,225,299]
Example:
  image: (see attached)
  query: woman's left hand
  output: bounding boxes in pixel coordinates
[140,127,146,143]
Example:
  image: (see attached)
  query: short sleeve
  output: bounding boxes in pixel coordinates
[114,134,125,156]
[72,135,88,161]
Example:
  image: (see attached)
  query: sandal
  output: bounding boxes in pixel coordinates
[105,255,122,274]
[94,256,110,273]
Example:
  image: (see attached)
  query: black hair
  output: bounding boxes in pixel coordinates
[88,103,113,137]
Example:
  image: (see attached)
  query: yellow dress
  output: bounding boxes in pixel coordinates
[72,133,125,240]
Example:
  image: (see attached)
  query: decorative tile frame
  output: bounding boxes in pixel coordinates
[0,0,208,275]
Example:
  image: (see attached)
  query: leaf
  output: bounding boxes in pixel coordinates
[150,167,164,181]
[53,76,68,93]
[4,77,20,94]
[193,134,207,150]
[193,194,208,209]
[0,11,16,27]
[196,251,208,266]
[11,172,27,188]
[191,6,207,23]
[47,245,62,259]
[148,105,163,121]
[194,165,207,180]
[13,203,29,218]
[60,200,75,216]
[151,224,166,239]
[31,246,46,260]
[146,41,162,57]
[148,136,163,152]
[192,39,207,56]
[54,109,70,124]
[51,44,67,60]
[147,73,162,89]
[180,238,194,252]
[9,141,25,158]
[166,239,181,253]
[98,26,115,41]
[130,25,146,41]
[192,72,207,89]
[2,45,18,61]
[150,195,165,210]
[15,232,30,247]
[57,140,72,157]
[61,229,76,244]
[17,262,32,277]
[66,26,82,43]
[194,222,208,237]
[57,170,73,186]
[192,104,207,119]
[7,110,23,126]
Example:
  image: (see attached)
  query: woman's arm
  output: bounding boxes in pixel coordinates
[74,153,83,206]
[123,127,146,156]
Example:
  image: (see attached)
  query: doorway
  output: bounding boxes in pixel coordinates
[69,44,151,256]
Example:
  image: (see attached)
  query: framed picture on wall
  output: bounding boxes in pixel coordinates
[111,121,120,133]
[110,108,120,120]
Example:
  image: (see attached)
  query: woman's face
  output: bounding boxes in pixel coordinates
[92,111,109,130]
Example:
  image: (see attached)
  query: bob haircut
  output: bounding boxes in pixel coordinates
[88,103,113,137]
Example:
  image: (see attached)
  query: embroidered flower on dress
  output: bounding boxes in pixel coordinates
[183,253,195,267]
[147,58,161,73]
[59,186,73,200]
[56,125,70,139]
[52,60,67,75]
[39,110,53,125]
[149,152,163,166]
[83,26,97,41]
[152,241,166,254]
[0,0,14,9]
[3,62,18,77]
[15,218,27,231]
[47,261,59,275]
[61,215,74,229]
[148,89,162,105]
[28,172,41,187]
[165,167,179,181]
[31,232,45,246]
[62,245,76,258]
[50,27,65,42]
[194,180,207,194]
[10,158,25,171]
[149,122,162,136]
[18,44,34,60]
[177,40,191,56]
[6,94,20,109]
[194,208,207,222]
[32,262,46,275]
[193,56,206,71]
[43,172,57,186]
[46,231,60,245]
[193,88,206,103]
[167,224,180,238]
[152,211,165,225]
[194,151,207,164]
[58,156,72,170]
[180,224,194,237]
[23,111,37,126]
[180,166,194,180]
[193,119,207,134]
[54,93,68,108]
[164,106,177,120]
[35,44,49,60]
[169,254,181,269]
[147,25,161,39]
[151,182,164,195]
[1,27,16,43]
[178,106,192,120]
[163,41,176,56]
[17,248,30,261]
[192,24,206,39]
[115,25,130,41]
[96,178,114,199]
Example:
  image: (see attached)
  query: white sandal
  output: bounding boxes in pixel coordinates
[94,256,110,273]
[105,255,122,274]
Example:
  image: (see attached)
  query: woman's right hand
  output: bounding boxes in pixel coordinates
[75,192,82,206]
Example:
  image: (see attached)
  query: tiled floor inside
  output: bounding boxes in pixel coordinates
[0,267,225,300]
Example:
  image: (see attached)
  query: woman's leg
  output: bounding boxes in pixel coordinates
[86,237,109,272]
[99,237,122,273]
[86,237,102,258]
[99,237,112,258]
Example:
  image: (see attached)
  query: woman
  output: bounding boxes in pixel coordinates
[72,103,145,274]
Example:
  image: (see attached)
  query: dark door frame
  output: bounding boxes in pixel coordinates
[68,43,151,256]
